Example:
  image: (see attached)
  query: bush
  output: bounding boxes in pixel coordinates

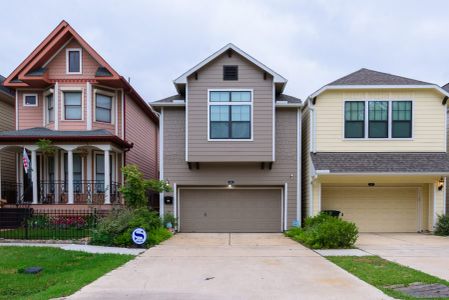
[90,208,172,247]
[161,213,177,229]
[434,214,449,236]
[285,213,358,249]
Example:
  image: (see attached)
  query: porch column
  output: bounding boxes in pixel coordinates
[54,151,59,204]
[31,149,38,204]
[67,149,74,204]
[104,150,110,204]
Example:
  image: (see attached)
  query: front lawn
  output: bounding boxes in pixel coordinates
[0,246,133,300]
[328,256,449,300]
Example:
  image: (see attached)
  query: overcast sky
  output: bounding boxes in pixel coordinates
[1,0,449,102]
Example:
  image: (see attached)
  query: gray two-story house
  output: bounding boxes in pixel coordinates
[152,44,302,232]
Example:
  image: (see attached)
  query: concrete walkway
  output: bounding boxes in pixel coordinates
[68,233,390,300]
[357,233,449,281]
[0,242,144,255]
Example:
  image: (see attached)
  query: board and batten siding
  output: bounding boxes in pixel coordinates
[162,107,299,227]
[0,96,16,181]
[314,89,446,152]
[125,95,158,179]
[187,52,274,162]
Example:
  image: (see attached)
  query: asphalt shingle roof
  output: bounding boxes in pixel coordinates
[311,152,449,173]
[328,68,432,86]
[152,94,185,103]
[152,93,301,104]
[0,127,114,137]
[0,75,14,97]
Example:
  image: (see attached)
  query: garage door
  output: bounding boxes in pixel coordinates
[322,187,418,232]
[179,188,282,233]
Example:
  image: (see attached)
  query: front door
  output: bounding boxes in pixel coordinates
[22,155,41,202]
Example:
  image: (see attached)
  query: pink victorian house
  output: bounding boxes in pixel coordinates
[1,21,159,208]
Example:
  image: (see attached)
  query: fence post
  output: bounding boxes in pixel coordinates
[24,212,29,240]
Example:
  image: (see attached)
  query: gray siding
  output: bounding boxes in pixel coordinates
[301,107,312,218]
[447,110,449,214]
[163,107,299,227]
[0,95,16,182]
[187,52,274,162]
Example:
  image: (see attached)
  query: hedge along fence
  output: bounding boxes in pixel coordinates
[0,208,110,240]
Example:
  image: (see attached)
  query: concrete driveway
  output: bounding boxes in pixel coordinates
[68,233,390,300]
[357,233,449,281]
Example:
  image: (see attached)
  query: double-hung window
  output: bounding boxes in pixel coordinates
[95,154,113,193]
[209,91,252,140]
[344,100,412,139]
[66,49,82,74]
[95,93,113,123]
[64,91,82,120]
[64,154,82,192]
[46,93,54,122]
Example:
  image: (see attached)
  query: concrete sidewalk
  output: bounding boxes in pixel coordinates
[67,233,391,300]
[357,233,449,281]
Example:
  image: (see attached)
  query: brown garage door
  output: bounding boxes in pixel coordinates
[179,188,282,233]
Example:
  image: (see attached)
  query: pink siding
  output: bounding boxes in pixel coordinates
[58,83,87,131]
[125,95,158,179]
[47,40,100,79]
[17,90,44,129]
[91,88,121,135]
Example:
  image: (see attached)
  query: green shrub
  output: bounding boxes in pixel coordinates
[434,214,449,236]
[161,213,177,228]
[90,208,172,247]
[285,213,358,249]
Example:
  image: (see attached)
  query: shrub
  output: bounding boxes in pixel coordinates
[161,213,177,228]
[285,213,358,249]
[434,214,449,236]
[90,208,172,247]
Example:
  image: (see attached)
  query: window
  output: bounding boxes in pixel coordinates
[344,100,413,139]
[95,93,113,123]
[223,65,238,80]
[95,154,113,193]
[64,154,82,192]
[66,49,82,74]
[46,94,54,122]
[48,156,55,193]
[64,91,82,120]
[23,94,38,107]
[368,101,388,138]
[344,101,365,138]
[209,91,252,140]
[392,101,412,138]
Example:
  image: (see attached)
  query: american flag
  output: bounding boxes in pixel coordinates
[22,148,30,174]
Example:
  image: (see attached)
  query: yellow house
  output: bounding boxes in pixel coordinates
[302,68,449,232]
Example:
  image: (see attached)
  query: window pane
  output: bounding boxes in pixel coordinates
[369,101,388,121]
[68,51,80,73]
[369,122,388,138]
[65,107,82,120]
[345,101,364,121]
[210,105,229,121]
[96,155,104,173]
[96,108,111,123]
[231,105,250,121]
[210,91,230,102]
[96,94,112,109]
[392,121,412,138]
[231,122,250,139]
[64,92,82,105]
[231,91,251,102]
[210,122,229,138]
[25,95,37,105]
[345,121,364,138]
[392,101,411,121]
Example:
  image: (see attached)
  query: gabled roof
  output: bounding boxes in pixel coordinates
[311,152,449,174]
[173,43,287,92]
[0,75,14,98]
[442,83,449,93]
[3,20,121,87]
[308,68,449,100]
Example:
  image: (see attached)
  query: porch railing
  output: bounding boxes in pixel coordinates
[37,181,121,205]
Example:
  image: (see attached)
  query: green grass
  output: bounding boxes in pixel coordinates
[0,246,133,300]
[328,256,449,300]
[0,228,90,240]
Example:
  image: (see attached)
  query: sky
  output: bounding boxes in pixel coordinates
[1,0,449,102]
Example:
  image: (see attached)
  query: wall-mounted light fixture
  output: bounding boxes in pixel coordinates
[438,177,444,191]
[227,180,235,188]
[368,183,375,187]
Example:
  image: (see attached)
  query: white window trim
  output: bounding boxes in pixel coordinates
[93,151,116,194]
[207,89,254,142]
[61,88,84,121]
[93,88,115,124]
[342,99,414,141]
[61,151,85,193]
[66,48,82,75]
[23,93,38,107]
[43,89,54,125]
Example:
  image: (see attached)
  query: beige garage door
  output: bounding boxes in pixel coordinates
[322,187,418,232]
[179,188,282,233]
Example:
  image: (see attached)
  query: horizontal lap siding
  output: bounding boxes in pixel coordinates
[17,90,43,129]
[301,108,311,218]
[164,107,299,227]
[315,89,446,152]
[125,95,158,179]
[0,97,16,181]
[187,52,273,162]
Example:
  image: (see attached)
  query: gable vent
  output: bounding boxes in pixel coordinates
[223,65,238,81]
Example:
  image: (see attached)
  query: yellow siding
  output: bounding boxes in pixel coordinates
[314,89,446,152]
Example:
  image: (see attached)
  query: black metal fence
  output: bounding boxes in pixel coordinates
[0,208,110,240]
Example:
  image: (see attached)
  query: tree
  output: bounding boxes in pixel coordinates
[119,164,172,208]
